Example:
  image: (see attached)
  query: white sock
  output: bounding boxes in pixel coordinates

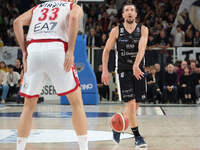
[77,135,88,150]
[16,137,27,150]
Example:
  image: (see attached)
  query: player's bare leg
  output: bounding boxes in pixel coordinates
[125,100,147,148]
[17,97,38,150]
[66,87,88,150]
[124,102,139,115]
[124,100,138,128]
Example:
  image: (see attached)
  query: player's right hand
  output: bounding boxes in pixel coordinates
[64,51,74,72]
[101,71,110,85]
[133,65,144,80]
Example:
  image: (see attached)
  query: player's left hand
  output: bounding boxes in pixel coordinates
[64,51,74,72]
[133,65,144,80]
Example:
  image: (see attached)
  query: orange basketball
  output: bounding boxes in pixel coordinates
[111,113,129,132]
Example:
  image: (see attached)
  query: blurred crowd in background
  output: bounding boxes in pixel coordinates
[0,0,200,104]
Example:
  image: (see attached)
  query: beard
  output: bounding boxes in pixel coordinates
[125,18,134,24]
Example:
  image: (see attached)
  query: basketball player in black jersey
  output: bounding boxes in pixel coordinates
[102,3,148,148]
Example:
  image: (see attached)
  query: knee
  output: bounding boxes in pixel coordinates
[24,105,36,113]
[3,84,9,90]
[69,97,83,107]
[23,99,37,112]
[67,88,83,107]
[127,100,137,111]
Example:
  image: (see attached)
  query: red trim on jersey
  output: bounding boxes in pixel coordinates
[32,5,39,13]
[71,64,80,87]
[26,39,68,52]
[70,3,73,11]
[19,92,40,99]
[57,84,79,96]
[57,65,80,96]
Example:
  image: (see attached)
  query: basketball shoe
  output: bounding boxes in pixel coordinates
[135,136,147,148]
[112,130,121,144]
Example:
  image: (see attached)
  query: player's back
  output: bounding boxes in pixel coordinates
[27,1,73,43]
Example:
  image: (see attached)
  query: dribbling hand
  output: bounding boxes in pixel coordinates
[133,65,144,80]
[64,51,74,72]
[101,71,110,85]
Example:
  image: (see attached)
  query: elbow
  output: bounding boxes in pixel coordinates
[139,46,146,53]
[102,49,109,60]
[13,18,21,29]
[13,18,18,26]
[103,48,110,56]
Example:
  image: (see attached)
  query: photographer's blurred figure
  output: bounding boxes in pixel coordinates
[7,64,20,97]
[0,70,9,104]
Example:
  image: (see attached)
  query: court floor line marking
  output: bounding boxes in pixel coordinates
[0,129,134,143]
[155,107,164,116]
[160,107,167,116]
[0,107,10,111]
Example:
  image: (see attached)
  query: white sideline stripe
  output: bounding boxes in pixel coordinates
[0,107,9,111]
[0,129,134,143]
[0,130,14,140]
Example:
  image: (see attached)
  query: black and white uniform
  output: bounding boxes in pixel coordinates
[116,23,146,102]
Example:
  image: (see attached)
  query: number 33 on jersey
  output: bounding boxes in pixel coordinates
[27,1,73,43]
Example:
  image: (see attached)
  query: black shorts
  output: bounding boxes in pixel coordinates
[118,70,146,103]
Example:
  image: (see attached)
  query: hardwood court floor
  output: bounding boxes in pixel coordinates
[0,104,200,150]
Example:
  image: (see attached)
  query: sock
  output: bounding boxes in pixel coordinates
[16,137,27,150]
[131,127,141,138]
[77,135,88,150]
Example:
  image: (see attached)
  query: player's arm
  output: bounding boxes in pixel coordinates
[101,27,118,85]
[68,4,83,52]
[102,27,118,73]
[134,25,148,67]
[13,8,33,53]
[133,25,149,80]
[64,3,83,72]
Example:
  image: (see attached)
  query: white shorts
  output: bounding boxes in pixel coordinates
[20,39,80,98]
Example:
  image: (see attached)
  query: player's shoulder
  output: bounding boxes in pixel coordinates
[71,3,83,17]
[111,25,120,34]
[109,26,119,38]
[141,24,148,31]
[112,26,119,32]
[71,3,83,12]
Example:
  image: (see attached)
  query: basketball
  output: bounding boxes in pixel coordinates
[111,113,129,132]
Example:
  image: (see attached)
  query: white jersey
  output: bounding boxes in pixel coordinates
[27,1,73,42]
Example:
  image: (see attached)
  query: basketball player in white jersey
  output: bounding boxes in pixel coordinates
[13,0,88,150]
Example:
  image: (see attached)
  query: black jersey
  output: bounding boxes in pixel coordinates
[116,23,142,72]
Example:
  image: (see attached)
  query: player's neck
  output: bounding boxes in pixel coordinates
[123,21,137,32]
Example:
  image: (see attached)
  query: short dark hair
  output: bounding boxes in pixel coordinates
[7,64,14,69]
[176,24,182,29]
[122,2,137,13]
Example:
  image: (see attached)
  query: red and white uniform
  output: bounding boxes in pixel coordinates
[20,1,79,98]
[27,1,73,42]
